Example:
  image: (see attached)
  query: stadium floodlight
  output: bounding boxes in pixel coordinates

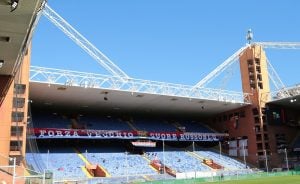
[0,60,4,68]
[10,0,19,12]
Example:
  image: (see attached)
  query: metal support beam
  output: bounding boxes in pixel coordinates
[42,4,130,80]
[193,45,249,88]
[266,58,286,90]
[270,85,300,101]
[254,42,300,49]
[194,42,300,89]
[30,66,251,104]
[266,57,291,99]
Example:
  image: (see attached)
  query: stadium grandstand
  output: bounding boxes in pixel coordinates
[0,1,300,184]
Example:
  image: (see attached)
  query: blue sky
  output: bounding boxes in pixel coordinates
[31,0,300,92]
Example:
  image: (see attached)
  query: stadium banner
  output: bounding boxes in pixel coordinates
[131,141,156,147]
[32,128,228,142]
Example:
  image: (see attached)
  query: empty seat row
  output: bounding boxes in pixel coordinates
[31,109,215,133]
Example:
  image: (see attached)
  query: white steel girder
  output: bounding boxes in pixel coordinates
[255,42,300,49]
[30,66,251,104]
[194,42,300,89]
[42,4,130,80]
[39,4,300,103]
[266,58,286,90]
[193,45,250,88]
[260,42,300,97]
[270,85,300,101]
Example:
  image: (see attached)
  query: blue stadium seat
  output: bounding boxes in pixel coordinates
[38,147,86,180]
[32,112,71,128]
[80,147,157,176]
[80,116,131,130]
[196,150,246,170]
[132,119,177,132]
[145,150,210,173]
[178,121,213,133]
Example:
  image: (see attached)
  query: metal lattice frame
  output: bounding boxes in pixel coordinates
[194,42,300,89]
[266,58,289,93]
[254,42,300,49]
[30,66,251,104]
[42,4,130,80]
[270,85,300,101]
[39,3,300,103]
[260,42,300,98]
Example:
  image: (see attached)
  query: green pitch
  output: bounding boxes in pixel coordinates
[203,175,300,184]
[140,175,300,184]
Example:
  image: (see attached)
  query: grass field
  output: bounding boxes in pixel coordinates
[205,175,300,184]
[140,174,300,184]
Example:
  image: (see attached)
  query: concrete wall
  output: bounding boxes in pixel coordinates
[0,80,14,165]
[0,46,31,167]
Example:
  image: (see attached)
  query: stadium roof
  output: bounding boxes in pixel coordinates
[30,82,248,116]
[267,94,300,109]
[0,0,43,75]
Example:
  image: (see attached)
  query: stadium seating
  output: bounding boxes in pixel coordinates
[25,152,46,173]
[26,144,251,182]
[79,116,132,130]
[132,119,177,132]
[80,147,157,176]
[32,112,71,128]
[178,121,213,133]
[145,150,210,173]
[293,135,300,150]
[32,111,132,131]
[31,110,214,134]
[29,108,245,181]
[38,147,86,179]
[196,150,246,170]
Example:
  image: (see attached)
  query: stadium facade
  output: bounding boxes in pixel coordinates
[0,0,300,183]
[0,0,44,182]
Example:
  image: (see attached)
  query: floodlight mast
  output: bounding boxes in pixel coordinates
[42,4,130,80]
